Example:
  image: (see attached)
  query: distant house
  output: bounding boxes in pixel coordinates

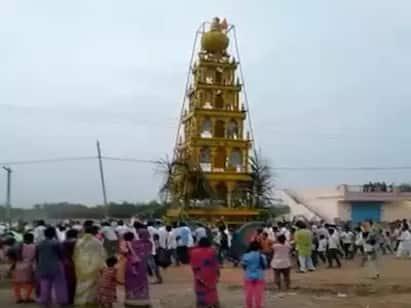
[279,185,411,223]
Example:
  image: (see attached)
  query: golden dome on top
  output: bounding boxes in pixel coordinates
[201,17,229,53]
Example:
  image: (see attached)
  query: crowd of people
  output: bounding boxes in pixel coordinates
[362,182,393,192]
[0,219,212,308]
[0,217,410,308]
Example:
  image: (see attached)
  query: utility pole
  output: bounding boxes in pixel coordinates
[96,140,109,217]
[2,166,12,228]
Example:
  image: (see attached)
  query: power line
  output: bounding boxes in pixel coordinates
[102,156,158,164]
[0,156,157,166]
[1,155,411,171]
[0,156,96,166]
[272,166,411,171]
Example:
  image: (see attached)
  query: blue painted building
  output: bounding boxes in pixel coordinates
[350,201,382,224]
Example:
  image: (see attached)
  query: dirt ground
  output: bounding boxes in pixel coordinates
[0,256,411,307]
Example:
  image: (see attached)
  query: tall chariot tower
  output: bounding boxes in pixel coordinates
[168,18,258,223]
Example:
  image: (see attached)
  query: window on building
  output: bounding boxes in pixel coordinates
[200,118,212,138]
[199,147,211,172]
[227,120,239,139]
[214,147,226,170]
[215,92,224,109]
[228,149,242,172]
[214,120,225,138]
[215,70,223,84]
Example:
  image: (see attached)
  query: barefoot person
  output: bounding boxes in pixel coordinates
[190,237,220,308]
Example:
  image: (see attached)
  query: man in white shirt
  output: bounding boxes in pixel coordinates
[147,221,163,283]
[34,220,46,244]
[72,221,82,232]
[397,225,411,257]
[0,224,7,236]
[147,223,159,255]
[327,228,342,268]
[101,222,118,257]
[167,224,179,265]
[56,225,67,242]
[317,223,329,239]
[264,224,275,242]
[194,226,207,243]
[158,226,169,249]
[362,230,380,279]
[317,234,328,264]
[115,220,129,238]
[102,222,118,241]
[280,226,291,242]
[176,222,193,264]
[340,227,354,259]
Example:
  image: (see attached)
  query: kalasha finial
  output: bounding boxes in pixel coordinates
[210,17,228,32]
[201,17,229,53]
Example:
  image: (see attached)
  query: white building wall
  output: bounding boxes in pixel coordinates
[382,201,411,221]
[293,188,345,223]
[281,187,411,223]
[277,190,319,220]
[338,202,351,221]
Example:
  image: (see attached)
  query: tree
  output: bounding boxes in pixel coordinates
[249,151,275,208]
[157,156,213,208]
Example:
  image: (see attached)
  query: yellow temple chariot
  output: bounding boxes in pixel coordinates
[166,18,260,224]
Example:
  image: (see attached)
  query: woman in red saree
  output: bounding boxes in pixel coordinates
[190,237,220,308]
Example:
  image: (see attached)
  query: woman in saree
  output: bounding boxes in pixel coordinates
[190,237,220,308]
[124,229,152,308]
[74,223,106,307]
[11,233,36,303]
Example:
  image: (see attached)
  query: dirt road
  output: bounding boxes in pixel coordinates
[0,256,410,307]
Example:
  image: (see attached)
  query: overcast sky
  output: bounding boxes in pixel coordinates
[1,0,411,207]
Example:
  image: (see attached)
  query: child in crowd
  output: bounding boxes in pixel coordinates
[271,234,291,291]
[327,228,342,268]
[11,233,36,303]
[317,234,328,264]
[241,241,267,308]
[97,257,118,308]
